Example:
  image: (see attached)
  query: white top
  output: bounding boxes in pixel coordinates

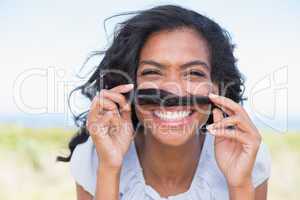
[70,133,271,200]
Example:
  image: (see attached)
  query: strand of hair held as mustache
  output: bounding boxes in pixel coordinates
[123,88,212,107]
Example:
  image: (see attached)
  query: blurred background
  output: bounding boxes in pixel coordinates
[0,0,299,199]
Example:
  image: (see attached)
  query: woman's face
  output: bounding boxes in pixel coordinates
[135,27,215,146]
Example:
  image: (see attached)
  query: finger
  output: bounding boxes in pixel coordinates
[87,119,114,155]
[105,109,122,128]
[209,93,244,115]
[90,93,118,116]
[208,128,249,144]
[207,115,251,132]
[101,90,132,122]
[210,108,227,144]
[86,112,111,140]
[101,89,131,112]
[109,118,134,147]
[109,83,134,93]
[88,110,122,147]
[88,94,121,140]
[105,111,131,150]
[110,121,133,150]
[214,105,234,116]
[212,107,224,123]
[107,84,134,120]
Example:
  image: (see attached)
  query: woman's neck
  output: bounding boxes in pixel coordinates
[134,130,206,194]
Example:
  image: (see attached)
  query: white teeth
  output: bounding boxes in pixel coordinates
[154,111,191,121]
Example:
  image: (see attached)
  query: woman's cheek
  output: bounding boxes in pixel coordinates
[135,105,155,128]
[185,81,213,96]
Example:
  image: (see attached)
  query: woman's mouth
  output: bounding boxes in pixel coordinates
[152,108,196,126]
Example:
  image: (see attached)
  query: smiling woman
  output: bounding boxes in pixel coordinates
[57,4,271,200]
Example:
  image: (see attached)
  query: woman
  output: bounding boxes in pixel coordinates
[58,4,271,200]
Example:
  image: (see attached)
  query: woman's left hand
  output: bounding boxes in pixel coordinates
[206,93,262,188]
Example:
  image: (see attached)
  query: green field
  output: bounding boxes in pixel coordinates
[0,125,299,200]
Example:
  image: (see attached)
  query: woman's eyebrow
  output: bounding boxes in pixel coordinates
[139,59,210,70]
[180,60,210,70]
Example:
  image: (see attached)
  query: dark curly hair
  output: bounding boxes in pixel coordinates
[57,4,245,162]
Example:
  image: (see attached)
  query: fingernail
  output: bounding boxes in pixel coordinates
[208,128,216,135]
[126,84,134,88]
[209,93,217,98]
[206,124,214,130]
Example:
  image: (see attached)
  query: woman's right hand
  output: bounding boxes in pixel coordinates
[86,83,135,170]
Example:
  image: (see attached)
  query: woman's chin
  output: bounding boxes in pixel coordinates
[152,128,193,146]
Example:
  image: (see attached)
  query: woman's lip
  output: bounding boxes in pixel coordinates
[151,105,194,112]
[152,110,196,126]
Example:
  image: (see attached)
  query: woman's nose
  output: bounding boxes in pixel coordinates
[159,80,187,96]
[156,72,188,95]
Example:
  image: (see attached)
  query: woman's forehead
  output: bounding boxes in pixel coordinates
[139,28,210,67]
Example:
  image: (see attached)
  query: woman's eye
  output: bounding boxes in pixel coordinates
[141,70,161,76]
[187,71,206,77]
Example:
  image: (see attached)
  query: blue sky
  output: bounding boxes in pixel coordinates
[0,0,299,131]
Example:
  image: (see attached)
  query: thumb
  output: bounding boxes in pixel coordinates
[119,101,133,123]
[211,108,226,145]
[213,108,224,123]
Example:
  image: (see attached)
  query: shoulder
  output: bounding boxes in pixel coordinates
[70,136,99,196]
[195,134,271,200]
[69,136,140,197]
[203,134,271,188]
